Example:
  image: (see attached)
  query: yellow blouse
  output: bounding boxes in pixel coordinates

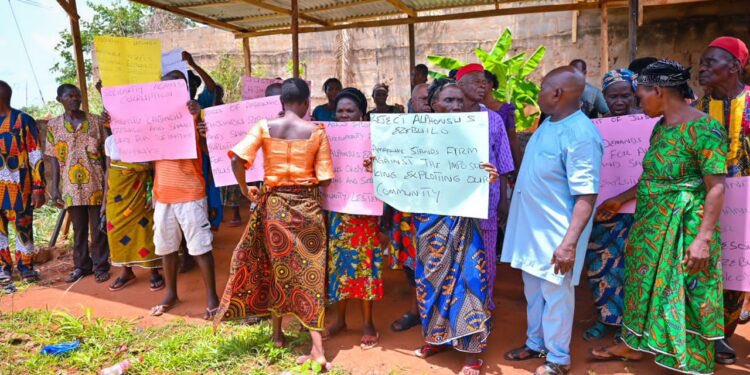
[230,120,334,187]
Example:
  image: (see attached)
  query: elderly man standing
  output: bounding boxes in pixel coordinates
[502,67,603,375]
[0,80,45,290]
[46,84,110,284]
[695,35,750,366]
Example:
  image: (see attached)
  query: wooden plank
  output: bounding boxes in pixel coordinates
[383,0,417,17]
[628,0,638,61]
[408,21,416,83]
[130,0,247,32]
[291,0,299,78]
[68,0,89,113]
[238,0,332,26]
[179,0,242,10]
[572,10,579,43]
[600,1,609,76]
[236,2,599,38]
[55,0,79,20]
[243,37,252,76]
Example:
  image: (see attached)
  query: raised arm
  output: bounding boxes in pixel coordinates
[183,51,216,92]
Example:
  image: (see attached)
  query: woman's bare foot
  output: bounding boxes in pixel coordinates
[273,332,287,348]
[590,342,643,361]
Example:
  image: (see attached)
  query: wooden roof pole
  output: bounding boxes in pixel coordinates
[59,0,89,113]
[408,22,416,87]
[291,0,299,78]
[242,37,252,76]
[628,0,638,62]
[600,0,609,77]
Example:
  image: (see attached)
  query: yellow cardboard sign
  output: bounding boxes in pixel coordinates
[94,35,161,87]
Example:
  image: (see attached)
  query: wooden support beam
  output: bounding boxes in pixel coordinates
[130,0,246,32]
[65,0,89,113]
[238,0,332,26]
[383,0,416,17]
[306,0,382,14]
[236,2,599,38]
[628,0,638,61]
[180,0,241,10]
[55,0,79,20]
[408,21,416,87]
[638,2,644,26]
[242,37,252,76]
[572,10,579,43]
[600,1,609,76]
[291,0,300,78]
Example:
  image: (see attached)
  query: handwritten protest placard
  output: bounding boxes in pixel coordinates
[204,96,282,187]
[320,122,383,216]
[593,114,658,213]
[721,177,750,291]
[370,113,489,219]
[94,35,161,87]
[162,48,188,79]
[102,80,196,162]
[241,77,282,100]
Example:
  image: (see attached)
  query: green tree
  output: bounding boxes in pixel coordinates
[210,54,244,103]
[51,1,193,85]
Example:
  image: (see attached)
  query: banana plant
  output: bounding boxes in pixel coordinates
[427,28,545,130]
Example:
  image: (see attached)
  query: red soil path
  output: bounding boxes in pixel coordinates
[2,223,749,374]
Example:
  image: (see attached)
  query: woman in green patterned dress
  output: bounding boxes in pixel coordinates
[591,60,727,375]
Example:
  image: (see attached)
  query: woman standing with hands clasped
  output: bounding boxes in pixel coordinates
[591,60,727,375]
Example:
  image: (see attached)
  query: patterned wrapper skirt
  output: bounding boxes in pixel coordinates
[585,213,634,326]
[214,186,327,331]
[105,161,161,268]
[388,210,416,270]
[327,212,383,303]
[414,214,490,353]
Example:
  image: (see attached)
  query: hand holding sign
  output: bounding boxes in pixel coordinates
[370,112,490,219]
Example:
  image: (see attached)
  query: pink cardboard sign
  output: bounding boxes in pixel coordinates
[241,77,312,119]
[593,114,659,213]
[721,176,750,291]
[102,80,196,162]
[203,96,282,187]
[241,76,282,100]
[320,122,383,216]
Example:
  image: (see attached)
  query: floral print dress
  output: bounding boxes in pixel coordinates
[327,212,383,302]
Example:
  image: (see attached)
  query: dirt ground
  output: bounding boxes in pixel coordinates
[2,222,750,375]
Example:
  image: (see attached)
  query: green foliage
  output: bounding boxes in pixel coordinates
[286,60,306,78]
[427,28,545,130]
[0,309,347,374]
[211,54,244,104]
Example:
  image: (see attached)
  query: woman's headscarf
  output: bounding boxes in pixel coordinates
[602,69,636,92]
[636,59,694,99]
[427,78,459,111]
[335,87,368,116]
[372,83,389,96]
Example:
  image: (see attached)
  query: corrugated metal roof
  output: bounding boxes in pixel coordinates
[131,0,599,36]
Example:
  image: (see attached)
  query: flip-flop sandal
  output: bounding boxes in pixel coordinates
[534,361,569,375]
[21,270,40,283]
[360,332,379,350]
[295,355,333,372]
[204,306,220,320]
[504,344,546,361]
[390,313,420,332]
[150,303,176,317]
[583,322,610,341]
[108,275,136,291]
[414,344,448,358]
[715,339,737,365]
[149,275,165,292]
[589,347,641,362]
[459,359,483,375]
[2,283,16,294]
[95,271,111,283]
